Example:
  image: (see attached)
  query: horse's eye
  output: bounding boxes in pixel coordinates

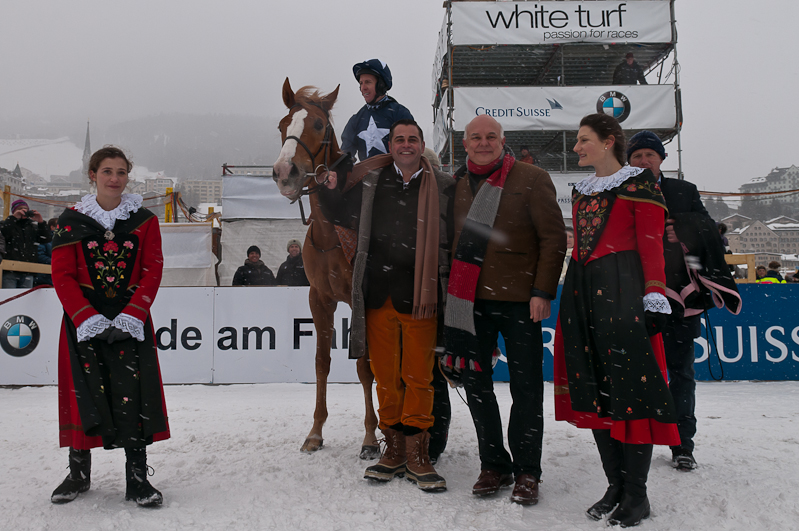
[314,119,324,131]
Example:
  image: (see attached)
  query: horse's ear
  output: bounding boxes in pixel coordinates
[282,78,295,108]
[320,84,340,112]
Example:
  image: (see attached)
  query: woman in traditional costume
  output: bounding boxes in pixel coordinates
[50,146,169,507]
[554,114,679,527]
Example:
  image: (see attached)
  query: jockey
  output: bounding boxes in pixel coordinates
[340,59,414,162]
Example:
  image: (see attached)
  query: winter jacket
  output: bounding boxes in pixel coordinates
[0,215,52,262]
[275,254,309,286]
[340,95,413,161]
[452,161,566,302]
[758,271,785,284]
[320,165,456,359]
[612,60,648,85]
[232,260,276,286]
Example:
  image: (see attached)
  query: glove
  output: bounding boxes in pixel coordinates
[438,358,463,388]
[106,328,133,344]
[94,328,113,341]
[644,311,667,337]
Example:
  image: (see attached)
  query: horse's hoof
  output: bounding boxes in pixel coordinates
[359,445,381,460]
[301,437,324,453]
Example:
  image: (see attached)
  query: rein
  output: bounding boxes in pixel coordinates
[281,102,348,225]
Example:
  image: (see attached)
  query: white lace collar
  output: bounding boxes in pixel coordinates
[574,166,645,195]
[74,194,143,231]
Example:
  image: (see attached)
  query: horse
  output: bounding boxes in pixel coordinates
[272,78,379,458]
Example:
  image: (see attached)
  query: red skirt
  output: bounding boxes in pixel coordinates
[57,320,170,449]
[553,319,679,446]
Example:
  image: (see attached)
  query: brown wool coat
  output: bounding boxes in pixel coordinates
[452,161,566,301]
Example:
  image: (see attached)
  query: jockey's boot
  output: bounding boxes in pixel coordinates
[51,447,91,503]
[364,426,406,482]
[405,429,446,492]
[125,447,163,507]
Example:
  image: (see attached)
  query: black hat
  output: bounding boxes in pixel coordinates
[247,245,261,257]
[627,130,666,160]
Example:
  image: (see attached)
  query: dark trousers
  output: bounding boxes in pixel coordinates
[463,300,544,479]
[662,314,700,452]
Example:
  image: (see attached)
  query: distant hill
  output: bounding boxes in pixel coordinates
[104,113,283,180]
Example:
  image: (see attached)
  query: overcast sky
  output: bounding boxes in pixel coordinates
[1,0,797,192]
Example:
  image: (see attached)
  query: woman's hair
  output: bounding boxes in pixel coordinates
[88,146,133,178]
[579,113,626,166]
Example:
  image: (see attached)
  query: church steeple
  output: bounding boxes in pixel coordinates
[82,121,91,175]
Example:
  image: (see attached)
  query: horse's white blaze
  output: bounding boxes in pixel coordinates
[275,109,308,166]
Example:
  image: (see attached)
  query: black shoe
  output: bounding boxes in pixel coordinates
[586,484,623,520]
[672,449,697,471]
[51,448,91,504]
[125,448,163,507]
[608,493,650,527]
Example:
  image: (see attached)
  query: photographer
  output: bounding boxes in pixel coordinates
[0,199,52,288]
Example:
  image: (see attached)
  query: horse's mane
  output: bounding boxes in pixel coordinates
[295,86,325,107]
[294,86,335,126]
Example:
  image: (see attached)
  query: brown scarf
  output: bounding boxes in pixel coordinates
[350,153,440,319]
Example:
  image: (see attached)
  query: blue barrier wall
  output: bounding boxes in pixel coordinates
[492,284,799,381]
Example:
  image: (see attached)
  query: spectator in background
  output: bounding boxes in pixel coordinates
[232,245,275,286]
[422,147,442,171]
[519,146,535,165]
[34,218,58,286]
[787,266,799,283]
[717,222,731,253]
[1,199,51,288]
[276,239,309,286]
[613,52,648,85]
[758,261,785,284]
[755,265,767,281]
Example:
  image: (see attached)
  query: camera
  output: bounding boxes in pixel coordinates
[25,209,35,218]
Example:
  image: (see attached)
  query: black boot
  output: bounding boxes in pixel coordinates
[51,448,91,503]
[586,430,624,520]
[125,447,163,507]
[428,364,451,464]
[608,443,653,527]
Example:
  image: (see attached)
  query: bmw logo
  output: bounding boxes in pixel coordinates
[597,91,631,123]
[1,315,41,357]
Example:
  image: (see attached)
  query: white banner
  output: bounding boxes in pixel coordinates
[433,96,450,155]
[451,1,672,45]
[211,287,355,384]
[0,287,358,385]
[550,172,590,219]
[452,85,676,131]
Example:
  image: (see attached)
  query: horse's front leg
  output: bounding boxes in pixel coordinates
[356,353,380,459]
[301,287,336,453]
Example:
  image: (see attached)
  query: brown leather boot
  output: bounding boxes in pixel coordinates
[364,427,406,482]
[405,431,446,492]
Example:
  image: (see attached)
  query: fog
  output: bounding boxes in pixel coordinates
[1,0,797,191]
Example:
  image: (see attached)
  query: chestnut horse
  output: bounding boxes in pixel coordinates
[272,78,379,458]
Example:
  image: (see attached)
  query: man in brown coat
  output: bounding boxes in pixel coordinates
[445,114,565,505]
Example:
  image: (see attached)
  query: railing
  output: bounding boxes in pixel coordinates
[724,254,756,283]
[0,260,51,284]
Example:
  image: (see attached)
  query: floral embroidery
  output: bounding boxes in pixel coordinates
[83,362,91,374]
[641,376,647,383]
[84,237,137,298]
[626,407,633,414]
[53,225,73,238]
[573,191,614,263]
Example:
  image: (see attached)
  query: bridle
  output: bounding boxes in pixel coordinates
[279,101,348,223]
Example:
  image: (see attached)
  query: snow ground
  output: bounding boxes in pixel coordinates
[2,381,798,531]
